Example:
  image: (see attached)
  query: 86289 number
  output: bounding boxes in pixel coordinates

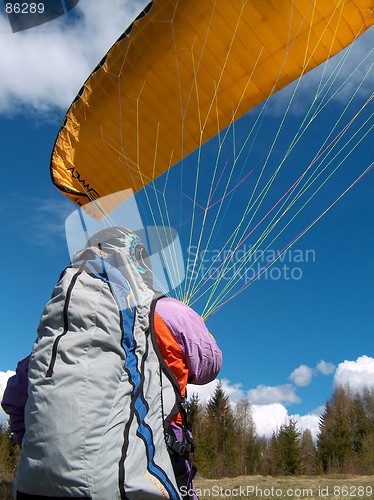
[5,3,45,14]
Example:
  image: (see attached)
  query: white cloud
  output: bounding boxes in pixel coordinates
[287,360,335,389]
[309,405,325,416]
[252,405,322,441]
[253,407,322,441]
[187,380,218,404]
[289,364,313,387]
[189,379,302,407]
[334,355,374,393]
[251,405,322,441]
[252,403,288,438]
[316,360,336,376]
[291,413,321,441]
[0,370,15,426]
[248,384,300,404]
[188,378,245,405]
[0,0,147,115]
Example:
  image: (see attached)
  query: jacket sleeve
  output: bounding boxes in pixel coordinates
[155,298,222,385]
[1,355,30,446]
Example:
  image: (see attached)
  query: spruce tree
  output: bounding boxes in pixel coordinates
[188,393,202,434]
[276,418,303,475]
[317,386,357,473]
[187,393,208,473]
[205,381,237,477]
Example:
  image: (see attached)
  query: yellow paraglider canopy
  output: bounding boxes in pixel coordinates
[51,0,373,213]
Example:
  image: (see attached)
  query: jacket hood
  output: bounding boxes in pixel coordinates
[84,226,157,304]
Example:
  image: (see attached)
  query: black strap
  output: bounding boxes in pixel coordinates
[165,428,194,457]
[169,454,197,499]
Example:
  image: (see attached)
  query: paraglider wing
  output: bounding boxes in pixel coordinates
[51,0,373,211]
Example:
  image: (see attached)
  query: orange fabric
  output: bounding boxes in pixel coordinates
[51,0,373,213]
[154,311,189,425]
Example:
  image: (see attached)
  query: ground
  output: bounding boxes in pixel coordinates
[194,476,374,499]
[0,474,373,499]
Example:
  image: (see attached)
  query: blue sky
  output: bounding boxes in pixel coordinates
[0,0,373,438]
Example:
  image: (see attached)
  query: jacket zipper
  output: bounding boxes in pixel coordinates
[46,262,86,378]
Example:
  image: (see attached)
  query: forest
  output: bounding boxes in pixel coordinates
[1,384,373,481]
[189,383,374,478]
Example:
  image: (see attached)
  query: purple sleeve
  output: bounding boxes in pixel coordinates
[155,298,222,385]
[1,355,30,446]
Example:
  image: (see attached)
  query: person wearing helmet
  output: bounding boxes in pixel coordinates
[2,227,222,499]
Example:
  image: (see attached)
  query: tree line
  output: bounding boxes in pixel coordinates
[0,383,373,478]
[0,425,19,480]
[189,382,374,477]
